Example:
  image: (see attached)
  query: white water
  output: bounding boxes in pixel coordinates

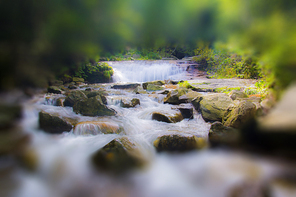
[6,61,293,197]
[109,61,186,82]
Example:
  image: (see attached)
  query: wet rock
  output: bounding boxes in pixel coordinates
[146,84,164,91]
[112,83,140,89]
[209,122,240,146]
[154,135,206,152]
[68,84,77,89]
[47,86,62,94]
[223,101,256,128]
[229,90,248,100]
[0,104,22,130]
[133,86,147,94]
[39,111,73,134]
[158,90,170,95]
[179,91,203,103]
[164,88,190,105]
[84,90,107,104]
[73,96,116,116]
[142,80,165,89]
[74,121,123,135]
[172,103,194,119]
[91,137,145,174]
[63,90,87,107]
[120,98,140,108]
[199,93,233,122]
[152,110,183,123]
[56,98,64,106]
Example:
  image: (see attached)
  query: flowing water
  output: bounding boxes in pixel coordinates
[7,61,294,197]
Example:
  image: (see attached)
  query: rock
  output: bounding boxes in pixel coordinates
[229,90,248,100]
[199,93,233,122]
[223,101,256,128]
[73,96,116,116]
[74,121,123,135]
[179,91,203,103]
[153,135,206,152]
[61,75,72,84]
[209,122,240,146]
[0,130,30,155]
[56,98,64,106]
[158,90,170,95]
[172,103,194,119]
[191,96,204,112]
[142,80,165,89]
[72,77,84,83]
[48,79,63,86]
[152,110,183,123]
[112,83,140,89]
[39,111,73,134]
[120,98,140,108]
[85,88,92,91]
[133,86,147,94]
[47,86,62,94]
[146,84,164,91]
[164,88,190,105]
[68,84,77,89]
[84,90,107,104]
[63,90,87,107]
[91,137,145,173]
[18,147,39,171]
[0,104,22,130]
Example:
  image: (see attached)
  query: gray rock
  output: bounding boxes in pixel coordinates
[209,122,240,146]
[39,111,72,134]
[172,103,194,119]
[142,80,165,89]
[146,84,164,91]
[120,98,140,108]
[112,83,140,89]
[152,110,183,123]
[63,90,87,107]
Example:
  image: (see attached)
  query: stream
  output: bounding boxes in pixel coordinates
[5,61,294,197]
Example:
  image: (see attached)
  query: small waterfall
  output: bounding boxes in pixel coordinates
[109,61,186,82]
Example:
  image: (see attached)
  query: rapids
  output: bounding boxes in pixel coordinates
[8,61,293,197]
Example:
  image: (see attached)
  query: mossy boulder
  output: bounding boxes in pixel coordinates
[199,93,233,122]
[229,90,248,100]
[63,90,87,107]
[164,88,190,105]
[73,96,116,116]
[133,86,147,94]
[179,91,203,103]
[153,135,206,152]
[152,110,183,123]
[146,84,164,91]
[84,90,107,104]
[72,77,84,83]
[120,98,140,108]
[74,121,123,135]
[39,111,73,134]
[142,80,165,90]
[112,83,140,89]
[91,137,145,174]
[47,86,62,94]
[172,103,194,119]
[209,121,240,146]
[223,101,256,128]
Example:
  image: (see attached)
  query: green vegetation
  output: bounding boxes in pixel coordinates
[178,81,192,89]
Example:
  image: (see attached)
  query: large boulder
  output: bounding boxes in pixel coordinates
[91,137,145,174]
[74,121,123,135]
[223,101,256,128]
[146,84,164,91]
[39,111,73,134]
[209,121,240,146]
[73,96,116,116]
[172,103,194,119]
[84,90,107,104]
[47,86,62,94]
[179,91,203,103]
[153,135,206,152]
[229,90,248,100]
[120,98,140,108]
[63,90,88,107]
[142,80,165,90]
[199,93,233,122]
[152,110,183,123]
[164,88,189,105]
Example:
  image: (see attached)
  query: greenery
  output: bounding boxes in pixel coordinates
[178,81,192,89]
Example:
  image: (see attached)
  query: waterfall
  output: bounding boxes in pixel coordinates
[109,61,186,82]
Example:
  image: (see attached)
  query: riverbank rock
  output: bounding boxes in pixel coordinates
[63,90,87,107]
[154,135,206,152]
[172,103,194,119]
[229,90,248,100]
[146,84,164,91]
[209,122,240,146]
[142,80,165,89]
[152,110,183,123]
[47,86,62,94]
[199,93,233,122]
[73,96,116,116]
[112,83,140,89]
[164,88,189,105]
[120,98,140,108]
[74,121,123,135]
[223,101,256,128]
[91,137,145,174]
[39,111,73,134]
[179,91,203,103]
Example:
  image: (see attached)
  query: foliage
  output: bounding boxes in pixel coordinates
[178,81,192,89]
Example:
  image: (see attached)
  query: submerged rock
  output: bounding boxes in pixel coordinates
[172,103,194,119]
[152,110,183,123]
[209,121,240,146]
[199,93,233,122]
[142,80,165,89]
[74,121,123,135]
[91,137,145,174]
[47,86,62,94]
[154,135,206,152]
[63,90,88,107]
[120,98,140,108]
[73,96,116,116]
[39,111,73,134]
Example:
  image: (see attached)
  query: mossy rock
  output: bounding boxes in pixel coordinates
[73,96,116,116]
[209,121,240,146]
[112,83,140,89]
[229,90,248,100]
[133,86,147,94]
[199,93,233,122]
[142,80,165,89]
[47,86,62,94]
[164,88,190,105]
[146,84,164,91]
[179,91,203,103]
[154,135,206,152]
[120,98,140,108]
[72,77,84,83]
[39,111,73,134]
[152,110,183,123]
[91,137,144,174]
[223,101,256,128]
[84,90,107,104]
[63,90,87,107]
